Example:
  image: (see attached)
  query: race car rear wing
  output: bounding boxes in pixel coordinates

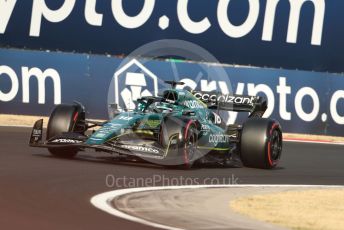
[192,91,267,118]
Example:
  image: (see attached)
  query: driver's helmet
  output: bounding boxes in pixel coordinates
[137,101,146,112]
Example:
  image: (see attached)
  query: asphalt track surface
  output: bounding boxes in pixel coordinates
[1,126,344,230]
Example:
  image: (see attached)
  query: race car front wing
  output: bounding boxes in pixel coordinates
[29,119,174,160]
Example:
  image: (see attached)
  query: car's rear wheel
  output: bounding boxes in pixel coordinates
[240,118,282,169]
[47,104,84,158]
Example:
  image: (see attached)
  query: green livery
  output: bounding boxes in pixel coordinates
[30,81,283,169]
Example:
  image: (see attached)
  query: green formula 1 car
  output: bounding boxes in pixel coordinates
[29,81,282,169]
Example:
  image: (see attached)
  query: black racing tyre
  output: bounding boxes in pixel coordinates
[46,104,83,158]
[240,118,282,169]
[181,121,198,169]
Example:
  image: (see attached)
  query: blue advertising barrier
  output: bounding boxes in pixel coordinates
[0,0,343,73]
[0,48,343,136]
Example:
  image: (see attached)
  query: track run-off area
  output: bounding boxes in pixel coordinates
[1,126,344,229]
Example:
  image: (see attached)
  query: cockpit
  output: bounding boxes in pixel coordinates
[134,90,180,114]
[145,90,178,113]
[135,88,207,114]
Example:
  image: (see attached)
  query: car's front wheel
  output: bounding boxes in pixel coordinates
[46,104,85,158]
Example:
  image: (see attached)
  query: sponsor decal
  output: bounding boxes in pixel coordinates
[32,129,42,136]
[51,139,82,144]
[31,128,42,142]
[118,115,134,121]
[209,134,230,145]
[183,100,204,109]
[165,98,175,104]
[200,124,210,135]
[193,92,255,105]
[122,145,160,154]
[201,124,210,131]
